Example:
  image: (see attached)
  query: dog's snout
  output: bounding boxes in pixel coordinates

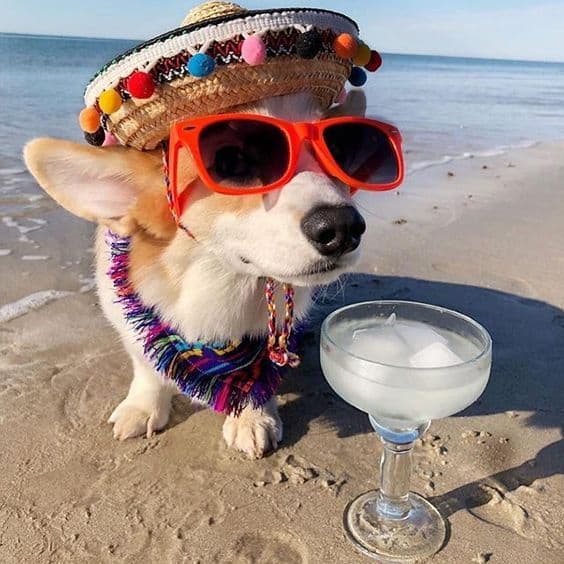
[301,205,366,257]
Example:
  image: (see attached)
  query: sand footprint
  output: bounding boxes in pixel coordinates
[467,480,561,550]
[281,454,319,485]
[218,532,309,564]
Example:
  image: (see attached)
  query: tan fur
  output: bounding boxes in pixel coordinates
[129,231,172,293]
[129,179,176,240]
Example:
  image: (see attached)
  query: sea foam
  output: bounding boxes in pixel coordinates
[408,140,539,176]
[0,290,73,323]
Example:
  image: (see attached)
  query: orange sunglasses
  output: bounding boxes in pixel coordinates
[168,113,404,219]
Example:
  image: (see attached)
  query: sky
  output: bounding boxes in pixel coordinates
[2,0,563,62]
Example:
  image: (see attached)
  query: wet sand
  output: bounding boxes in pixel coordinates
[0,142,563,562]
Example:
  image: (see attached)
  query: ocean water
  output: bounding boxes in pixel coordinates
[368,54,564,171]
[1,32,563,196]
[0,33,137,213]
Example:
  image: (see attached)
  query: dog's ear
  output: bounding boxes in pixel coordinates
[24,138,168,235]
[326,90,367,118]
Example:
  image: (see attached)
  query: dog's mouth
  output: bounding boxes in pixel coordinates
[296,259,339,277]
[281,259,346,286]
[240,256,343,285]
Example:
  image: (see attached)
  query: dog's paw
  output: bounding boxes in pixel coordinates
[108,396,171,440]
[223,402,283,459]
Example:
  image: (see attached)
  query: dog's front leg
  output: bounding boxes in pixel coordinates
[108,355,175,440]
[222,398,283,459]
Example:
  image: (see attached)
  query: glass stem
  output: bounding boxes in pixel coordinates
[376,438,414,519]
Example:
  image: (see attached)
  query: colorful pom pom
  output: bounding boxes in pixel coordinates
[98,88,122,114]
[296,29,322,59]
[349,66,367,87]
[353,43,372,67]
[102,131,119,147]
[365,50,383,72]
[84,127,105,146]
[241,35,267,65]
[78,106,100,134]
[126,71,155,99]
[187,53,216,77]
[333,33,357,59]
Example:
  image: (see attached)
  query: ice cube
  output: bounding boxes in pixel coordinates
[409,342,463,368]
[351,325,412,365]
[384,313,397,326]
[394,322,447,353]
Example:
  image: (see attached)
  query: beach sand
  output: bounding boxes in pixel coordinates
[0,142,562,563]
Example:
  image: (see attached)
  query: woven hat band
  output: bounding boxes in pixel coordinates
[110,55,350,150]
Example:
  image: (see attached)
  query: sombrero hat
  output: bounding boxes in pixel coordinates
[78,1,383,151]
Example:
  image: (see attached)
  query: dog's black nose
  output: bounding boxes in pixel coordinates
[301,205,366,257]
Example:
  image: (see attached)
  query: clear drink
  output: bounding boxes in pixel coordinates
[320,301,492,561]
[321,317,490,429]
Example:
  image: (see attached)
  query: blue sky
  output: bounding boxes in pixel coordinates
[2,0,563,62]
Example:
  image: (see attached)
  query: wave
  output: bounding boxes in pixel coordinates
[407,140,539,175]
[0,167,25,176]
[0,289,73,323]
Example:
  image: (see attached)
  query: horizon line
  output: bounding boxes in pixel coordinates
[1,30,563,65]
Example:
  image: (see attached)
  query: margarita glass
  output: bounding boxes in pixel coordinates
[320,300,492,561]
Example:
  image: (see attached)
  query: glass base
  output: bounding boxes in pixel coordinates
[344,490,446,562]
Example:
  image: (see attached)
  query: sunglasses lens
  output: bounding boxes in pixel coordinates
[323,122,399,186]
[199,119,290,190]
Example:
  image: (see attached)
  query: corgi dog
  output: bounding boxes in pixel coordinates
[24,91,369,459]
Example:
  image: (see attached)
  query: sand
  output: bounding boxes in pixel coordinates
[0,142,563,563]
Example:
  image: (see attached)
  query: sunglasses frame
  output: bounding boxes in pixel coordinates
[168,113,404,218]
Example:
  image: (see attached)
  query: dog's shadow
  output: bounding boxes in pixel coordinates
[278,274,564,514]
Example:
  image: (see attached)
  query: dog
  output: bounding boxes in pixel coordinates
[24,91,368,459]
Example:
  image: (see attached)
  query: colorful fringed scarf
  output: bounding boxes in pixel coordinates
[106,229,296,416]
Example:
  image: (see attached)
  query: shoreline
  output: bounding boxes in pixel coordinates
[406,138,541,174]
